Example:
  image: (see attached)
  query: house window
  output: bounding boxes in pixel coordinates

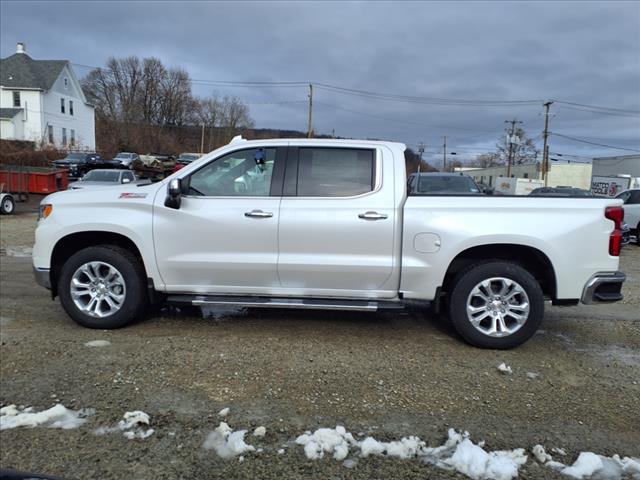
[13,91,20,107]
[62,128,67,146]
[60,98,65,114]
[70,129,75,146]
[523,173,529,179]
[69,100,74,116]
[64,77,68,88]
[48,125,53,144]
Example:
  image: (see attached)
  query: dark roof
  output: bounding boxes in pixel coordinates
[0,108,23,119]
[0,53,67,90]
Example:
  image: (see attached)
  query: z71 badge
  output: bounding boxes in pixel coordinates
[119,193,148,199]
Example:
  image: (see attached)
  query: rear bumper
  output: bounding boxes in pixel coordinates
[581,271,626,304]
[33,266,51,290]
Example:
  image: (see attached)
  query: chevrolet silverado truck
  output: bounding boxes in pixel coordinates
[33,137,626,348]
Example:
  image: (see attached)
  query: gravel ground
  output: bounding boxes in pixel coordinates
[1,211,639,479]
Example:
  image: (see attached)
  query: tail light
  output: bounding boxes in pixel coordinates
[605,206,624,256]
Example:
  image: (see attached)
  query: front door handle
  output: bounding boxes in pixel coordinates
[358,211,388,220]
[244,210,273,218]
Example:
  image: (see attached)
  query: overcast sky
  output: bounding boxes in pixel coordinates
[2,0,639,165]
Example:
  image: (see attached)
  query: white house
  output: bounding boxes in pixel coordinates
[0,43,95,150]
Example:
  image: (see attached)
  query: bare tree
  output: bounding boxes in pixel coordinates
[496,126,540,165]
[471,152,502,168]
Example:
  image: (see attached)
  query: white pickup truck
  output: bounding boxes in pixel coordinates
[33,137,626,348]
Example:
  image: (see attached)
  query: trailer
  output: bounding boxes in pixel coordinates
[494,177,544,195]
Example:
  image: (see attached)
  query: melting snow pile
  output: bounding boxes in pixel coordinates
[85,340,111,347]
[0,404,93,430]
[497,363,513,374]
[295,426,527,480]
[533,445,640,480]
[295,426,357,460]
[203,422,255,459]
[95,410,154,440]
[253,426,266,437]
[218,407,230,417]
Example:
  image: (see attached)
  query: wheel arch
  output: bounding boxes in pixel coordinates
[441,243,557,301]
[50,231,147,297]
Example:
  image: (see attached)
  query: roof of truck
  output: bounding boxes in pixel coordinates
[226,135,406,150]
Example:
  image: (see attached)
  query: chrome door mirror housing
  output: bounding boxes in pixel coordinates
[165,178,182,209]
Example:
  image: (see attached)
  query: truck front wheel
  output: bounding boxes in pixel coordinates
[58,245,148,329]
[449,261,544,349]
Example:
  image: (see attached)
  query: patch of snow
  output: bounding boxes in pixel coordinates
[0,403,92,430]
[295,425,356,460]
[2,246,33,257]
[218,407,230,417]
[444,439,527,480]
[385,436,426,459]
[94,410,153,440]
[85,340,111,347]
[203,422,255,459]
[497,363,513,374]
[343,458,358,469]
[526,372,540,379]
[253,426,266,437]
[277,449,285,455]
[552,447,567,456]
[561,452,603,479]
[360,437,386,457]
[532,445,552,464]
[546,452,640,480]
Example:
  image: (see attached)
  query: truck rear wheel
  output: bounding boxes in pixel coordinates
[449,261,544,349]
[58,245,147,329]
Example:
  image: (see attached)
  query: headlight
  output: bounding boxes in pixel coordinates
[38,204,53,220]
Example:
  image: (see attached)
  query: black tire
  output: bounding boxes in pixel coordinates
[636,223,640,245]
[1,195,15,214]
[58,245,148,329]
[448,261,544,349]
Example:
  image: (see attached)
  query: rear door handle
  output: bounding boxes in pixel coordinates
[244,209,273,218]
[358,211,388,220]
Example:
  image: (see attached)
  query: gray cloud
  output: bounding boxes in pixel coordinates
[1,0,638,164]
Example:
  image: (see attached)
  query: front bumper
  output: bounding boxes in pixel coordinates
[581,271,626,304]
[33,266,51,290]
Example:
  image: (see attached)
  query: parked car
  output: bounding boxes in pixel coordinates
[113,152,140,169]
[0,191,15,214]
[69,169,150,190]
[621,223,631,246]
[53,152,119,179]
[33,137,626,349]
[408,172,482,194]
[173,153,202,173]
[616,189,640,245]
[530,187,595,197]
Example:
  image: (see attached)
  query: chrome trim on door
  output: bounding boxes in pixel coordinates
[244,210,274,218]
[358,211,388,220]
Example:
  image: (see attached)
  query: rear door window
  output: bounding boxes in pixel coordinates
[296,148,374,197]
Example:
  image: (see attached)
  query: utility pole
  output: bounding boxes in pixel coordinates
[200,123,205,154]
[442,136,447,172]
[505,119,523,178]
[418,142,425,172]
[307,84,314,138]
[542,101,553,186]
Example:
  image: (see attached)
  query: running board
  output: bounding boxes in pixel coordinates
[165,295,406,312]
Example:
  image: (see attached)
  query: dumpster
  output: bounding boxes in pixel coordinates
[0,165,69,194]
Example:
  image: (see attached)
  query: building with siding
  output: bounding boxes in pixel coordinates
[0,43,95,150]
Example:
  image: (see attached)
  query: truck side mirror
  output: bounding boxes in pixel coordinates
[122,178,131,184]
[165,178,182,209]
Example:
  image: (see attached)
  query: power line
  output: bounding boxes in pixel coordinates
[72,62,638,114]
[551,133,640,152]
[553,100,640,115]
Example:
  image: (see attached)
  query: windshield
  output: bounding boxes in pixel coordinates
[63,153,85,162]
[82,171,120,182]
[179,154,199,162]
[417,175,480,194]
